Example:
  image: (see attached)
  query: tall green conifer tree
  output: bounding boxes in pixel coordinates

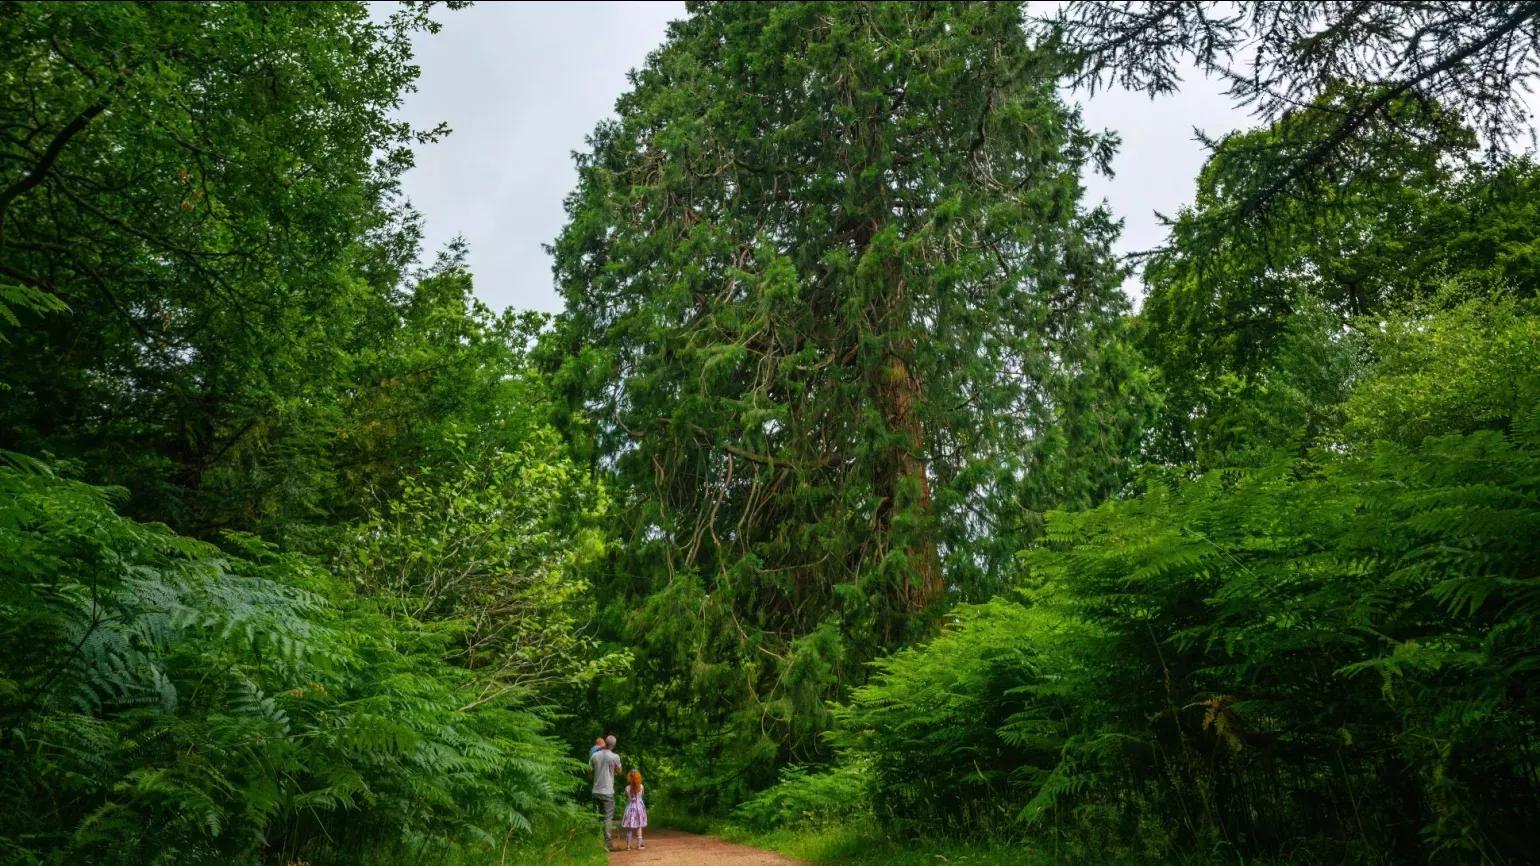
[549,1,1146,790]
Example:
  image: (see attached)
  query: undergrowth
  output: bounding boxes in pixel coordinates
[718,821,1052,865]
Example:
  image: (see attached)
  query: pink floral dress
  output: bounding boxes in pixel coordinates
[621,784,648,829]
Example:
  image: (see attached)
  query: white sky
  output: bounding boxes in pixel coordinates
[393,2,1251,313]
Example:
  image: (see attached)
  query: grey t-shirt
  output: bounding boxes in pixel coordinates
[589,748,622,795]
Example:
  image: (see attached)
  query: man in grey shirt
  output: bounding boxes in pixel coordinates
[588,737,623,849]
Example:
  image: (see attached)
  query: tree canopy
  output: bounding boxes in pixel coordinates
[1,5,606,863]
[1051,1,1540,214]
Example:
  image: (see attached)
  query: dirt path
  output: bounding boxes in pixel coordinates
[605,829,805,865]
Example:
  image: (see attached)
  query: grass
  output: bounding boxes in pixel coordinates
[295,812,608,866]
[713,822,1395,866]
[715,821,1055,865]
[497,810,609,866]
[513,805,1064,865]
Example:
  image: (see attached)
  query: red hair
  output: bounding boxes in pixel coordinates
[626,770,643,789]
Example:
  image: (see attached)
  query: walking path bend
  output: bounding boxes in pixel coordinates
[605,829,804,865]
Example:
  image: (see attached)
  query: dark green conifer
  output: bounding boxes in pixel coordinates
[549,1,1146,790]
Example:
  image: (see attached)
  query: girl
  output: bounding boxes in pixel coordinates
[621,769,647,850]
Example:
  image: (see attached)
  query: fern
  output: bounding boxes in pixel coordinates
[0,463,574,864]
[821,298,1540,861]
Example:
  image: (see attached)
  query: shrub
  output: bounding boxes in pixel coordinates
[731,763,873,832]
[828,298,1540,861]
[0,457,575,864]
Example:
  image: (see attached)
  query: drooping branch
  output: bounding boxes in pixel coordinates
[1051,1,1540,216]
[634,416,842,471]
[0,99,108,248]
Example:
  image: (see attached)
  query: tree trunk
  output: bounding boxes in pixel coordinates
[877,343,943,610]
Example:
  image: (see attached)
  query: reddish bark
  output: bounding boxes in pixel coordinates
[878,345,943,611]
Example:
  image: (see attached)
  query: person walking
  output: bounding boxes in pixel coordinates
[587,737,623,850]
[621,769,648,851]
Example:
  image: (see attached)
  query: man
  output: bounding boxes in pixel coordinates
[587,735,623,849]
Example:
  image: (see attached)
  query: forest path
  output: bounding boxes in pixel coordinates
[605,829,804,865]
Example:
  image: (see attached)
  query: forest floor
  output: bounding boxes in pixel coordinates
[604,829,804,864]
[713,824,1050,866]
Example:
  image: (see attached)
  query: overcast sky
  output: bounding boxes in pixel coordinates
[393,2,1250,314]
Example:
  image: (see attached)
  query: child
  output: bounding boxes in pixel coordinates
[621,769,647,850]
[588,737,604,757]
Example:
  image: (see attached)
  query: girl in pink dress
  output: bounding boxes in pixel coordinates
[621,769,648,850]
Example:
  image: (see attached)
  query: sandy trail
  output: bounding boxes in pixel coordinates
[604,828,804,865]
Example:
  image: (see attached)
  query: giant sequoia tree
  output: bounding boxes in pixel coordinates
[549,1,1146,792]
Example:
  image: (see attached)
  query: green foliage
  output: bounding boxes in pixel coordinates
[498,812,609,866]
[547,0,1151,801]
[1346,289,1540,447]
[720,820,1052,866]
[1139,90,1540,467]
[730,763,872,832]
[0,6,613,864]
[0,282,68,335]
[0,0,443,533]
[821,297,1540,862]
[1176,303,1363,469]
[828,601,1076,836]
[344,427,621,697]
[0,458,578,865]
[0,2,546,551]
[1055,3,1540,207]
[8,4,1540,863]
[323,250,564,543]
